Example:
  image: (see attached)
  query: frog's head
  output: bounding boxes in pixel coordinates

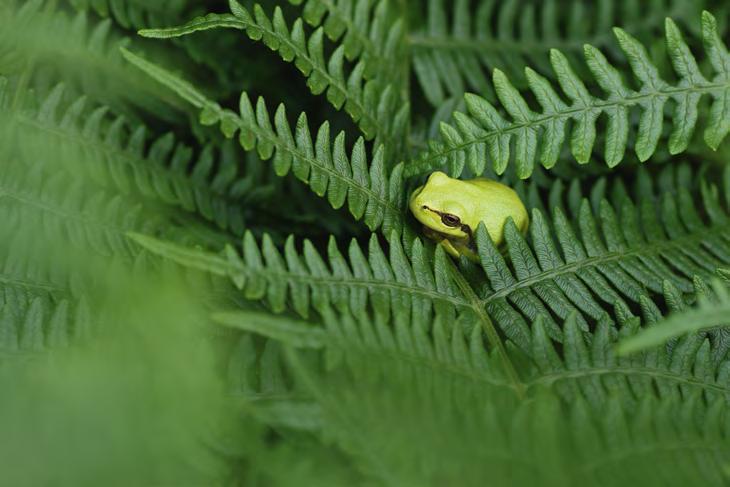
[409,171,471,239]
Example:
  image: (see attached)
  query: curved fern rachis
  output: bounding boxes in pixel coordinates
[410,171,528,259]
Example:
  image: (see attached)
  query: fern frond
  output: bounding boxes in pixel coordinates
[0,231,96,354]
[129,231,462,321]
[67,0,187,29]
[122,48,408,235]
[289,320,730,487]
[131,163,730,353]
[219,294,730,450]
[526,306,729,409]
[618,279,730,354]
[0,166,167,258]
[138,1,409,152]
[217,282,730,422]
[406,11,730,179]
[9,84,251,235]
[288,0,405,83]
[411,0,703,107]
[0,1,189,120]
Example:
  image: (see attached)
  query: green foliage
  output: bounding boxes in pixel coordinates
[0,0,191,121]
[138,0,409,153]
[411,0,706,107]
[618,279,730,354]
[67,0,189,29]
[134,163,730,354]
[2,1,730,485]
[407,11,730,178]
[122,47,408,235]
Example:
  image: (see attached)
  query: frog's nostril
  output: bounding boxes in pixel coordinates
[421,205,428,210]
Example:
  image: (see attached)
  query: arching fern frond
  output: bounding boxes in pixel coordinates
[122,48,408,235]
[283,319,730,487]
[216,282,730,426]
[138,1,409,153]
[216,289,730,435]
[406,11,730,179]
[411,0,704,107]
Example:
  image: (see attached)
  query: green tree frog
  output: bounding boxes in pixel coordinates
[409,171,529,260]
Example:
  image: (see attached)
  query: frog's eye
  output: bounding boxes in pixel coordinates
[441,213,461,227]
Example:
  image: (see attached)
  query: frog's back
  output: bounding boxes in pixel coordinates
[464,178,529,237]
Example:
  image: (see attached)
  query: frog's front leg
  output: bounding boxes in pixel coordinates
[447,238,478,261]
[435,235,478,261]
[438,238,462,258]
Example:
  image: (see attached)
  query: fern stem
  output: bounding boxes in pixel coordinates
[527,366,729,395]
[447,260,525,398]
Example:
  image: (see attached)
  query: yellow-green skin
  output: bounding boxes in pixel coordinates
[409,171,529,260]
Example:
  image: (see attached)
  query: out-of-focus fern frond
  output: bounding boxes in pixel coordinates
[411,0,705,107]
[0,0,191,121]
[67,0,188,29]
[8,84,251,235]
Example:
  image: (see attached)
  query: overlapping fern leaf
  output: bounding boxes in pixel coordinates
[217,285,730,435]
[406,11,730,179]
